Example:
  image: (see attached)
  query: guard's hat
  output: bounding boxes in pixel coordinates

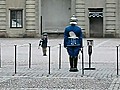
[70,14,78,25]
[42,32,47,36]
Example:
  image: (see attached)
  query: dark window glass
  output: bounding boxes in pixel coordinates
[10,10,23,28]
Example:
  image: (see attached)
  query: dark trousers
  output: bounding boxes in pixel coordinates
[69,56,78,71]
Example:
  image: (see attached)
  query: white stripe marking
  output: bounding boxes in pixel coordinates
[95,39,111,48]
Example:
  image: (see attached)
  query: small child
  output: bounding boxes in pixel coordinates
[38,32,48,56]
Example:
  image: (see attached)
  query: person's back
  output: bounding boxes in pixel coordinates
[64,25,82,48]
[64,15,83,72]
[65,25,81,35]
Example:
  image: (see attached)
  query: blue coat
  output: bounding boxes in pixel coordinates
[64,25,82,57]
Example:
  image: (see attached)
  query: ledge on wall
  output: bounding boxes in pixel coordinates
[104,30,115,38]
[0,31,8,38]
[23,31,36,38]
[43,30,64,38]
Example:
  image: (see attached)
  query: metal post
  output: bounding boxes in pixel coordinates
[0,43,1,68]
[29,43,31,68]
[14,45,17,74]
[89,55,91,68]
[84,44,95,70]
[59,44,61,69]
[41,16,42,35]
[88,45,92,68]
[116,46,119,75]
[81,47,84,75]
[48,46,51,74]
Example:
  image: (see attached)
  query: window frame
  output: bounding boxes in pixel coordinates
[10,9,23,28]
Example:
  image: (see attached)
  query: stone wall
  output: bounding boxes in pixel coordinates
[0,0,7,37]
[25,0,37,37]
[75,0,86,37]
[105,0,117,37]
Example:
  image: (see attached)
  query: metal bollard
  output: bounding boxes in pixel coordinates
[84,40,95,70]
[48,46,51,74]
[14,45,17,74]
[29,43,32,68]
[116,45,119,75]
[81,47,84,75]
[59,44,61,69]
[41,16,43,35]
[88,46,92,68]
[0,43,1,68]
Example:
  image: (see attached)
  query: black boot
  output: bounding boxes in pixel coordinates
[69,56,74,72]
[73,56,78,72]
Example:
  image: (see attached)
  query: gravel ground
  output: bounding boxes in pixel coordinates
[0,77,113,90]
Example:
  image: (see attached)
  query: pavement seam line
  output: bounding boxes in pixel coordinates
[108,78,118,90]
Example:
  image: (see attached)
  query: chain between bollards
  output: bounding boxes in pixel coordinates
[14,45,17,74]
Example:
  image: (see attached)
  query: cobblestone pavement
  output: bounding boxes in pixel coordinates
[0,38,120,89]
[0,76,113,90]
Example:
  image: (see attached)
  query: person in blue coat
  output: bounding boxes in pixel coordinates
[64,15,83,72]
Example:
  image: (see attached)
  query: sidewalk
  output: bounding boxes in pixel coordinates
[0,38,120,89]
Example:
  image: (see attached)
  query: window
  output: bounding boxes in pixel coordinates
[10,10,23,28]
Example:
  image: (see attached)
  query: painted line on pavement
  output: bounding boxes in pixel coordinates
[94,39,111,48]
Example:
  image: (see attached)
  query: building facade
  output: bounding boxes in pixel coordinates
[0,0,120,38]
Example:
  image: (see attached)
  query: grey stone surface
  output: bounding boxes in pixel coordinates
[0,77,112,89]
[0,38,120,89]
